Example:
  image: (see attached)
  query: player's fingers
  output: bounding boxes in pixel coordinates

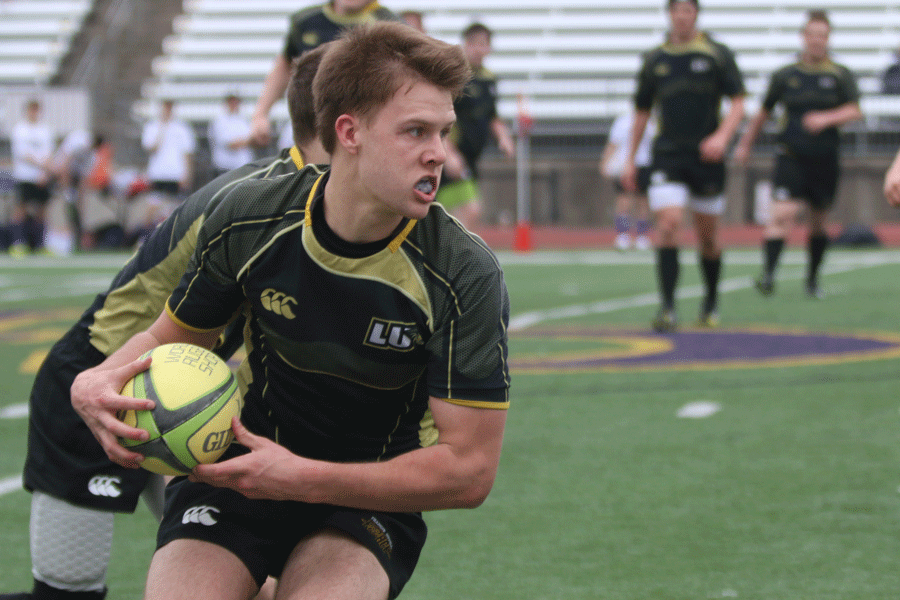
[231,417,264,450]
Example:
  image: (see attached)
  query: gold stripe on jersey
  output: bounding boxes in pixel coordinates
[322,1,385,25]
[289,145,306,170]
[442,397,511,410]
[661,31,718,57]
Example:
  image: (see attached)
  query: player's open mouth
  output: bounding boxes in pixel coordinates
[414,176,437,196]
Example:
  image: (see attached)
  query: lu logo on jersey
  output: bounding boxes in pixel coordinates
[365,318,420,351]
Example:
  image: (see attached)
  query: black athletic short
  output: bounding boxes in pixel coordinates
[17,181,51,205]
[649,151,726,197]
[158,477,427,599]
[772,150,840,211]
[23,325,152,511]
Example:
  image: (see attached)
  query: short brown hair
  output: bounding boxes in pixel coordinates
[287,45,328,147]
[314,21,471,154]
[806,9,830,27]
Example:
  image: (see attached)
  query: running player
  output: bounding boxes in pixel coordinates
[623,0,745,332]
[734,10,861,298]
[0,47,328,600]
[71,22,510,600]
[250,0,398,145]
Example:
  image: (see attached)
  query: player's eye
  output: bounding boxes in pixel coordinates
[409,126,424,138]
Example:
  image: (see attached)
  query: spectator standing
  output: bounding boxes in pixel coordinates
[208,94,253,179]
[734,10,861,298]
[9,98,56,256]
[623,0,745,332]
[436,22,515,230]
[250,0,398,146]
[600,110,656,251]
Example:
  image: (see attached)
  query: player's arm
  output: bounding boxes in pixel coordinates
[622,109,651,192]
[193,396,508,512]
[733,107,771,165]
[491,117,515,159]
[884,147,900,207]
[251,53,292,146]
[700,94,744,163]
[71,311,224,468]
[802,101,862,135]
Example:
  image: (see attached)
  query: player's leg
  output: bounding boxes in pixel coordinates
[757,154,803,295]
[144,540,258,600]
[690,202,724,326]
[647,180,688,331]
[276,529,390,600]
[804,153,839,298]
[613,188,634,250]
[632,166,653,250]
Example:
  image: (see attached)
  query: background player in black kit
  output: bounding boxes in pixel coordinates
[623,0,745,332]
[251,0,398,145]
[0,48,328,600]
[735,10,861,298]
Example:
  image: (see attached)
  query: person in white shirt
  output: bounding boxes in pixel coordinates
[207,94,253,178]
[600,110,656,251]
[9,99,56,256]
[141,100,196,197]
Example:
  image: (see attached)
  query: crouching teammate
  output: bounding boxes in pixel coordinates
[0,47,329,600]
[71,22,510,600]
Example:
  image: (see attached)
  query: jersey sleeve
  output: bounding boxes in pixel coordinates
[839,65,861,104]
[165,187,248,332]
[762,68,786,112]
[634,51,657,111]
[718,43,745,98]
[425,251,511,409]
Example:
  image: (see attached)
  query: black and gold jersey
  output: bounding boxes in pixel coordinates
[452,66,500,176]
[634,31,745,154]
[166,168,511,463]
[283,2,398,60]
[762,59,859,155]
[80,148,305,357]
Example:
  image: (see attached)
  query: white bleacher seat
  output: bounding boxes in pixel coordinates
[141,1,900,128]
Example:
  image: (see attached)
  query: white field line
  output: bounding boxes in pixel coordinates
[0,475,23,496]
[0,403,28,419]
[507,251,895,331]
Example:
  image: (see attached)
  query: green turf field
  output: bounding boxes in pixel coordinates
[2,248,900,599]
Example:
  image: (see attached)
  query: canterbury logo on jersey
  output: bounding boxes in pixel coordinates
[364,318,420,351]
[87,475,122,498]
[260,288,297,319]
[182,505,220,526]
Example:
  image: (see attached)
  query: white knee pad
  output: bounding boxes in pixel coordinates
[648,182,689,212]
[689,194,726,216]
[30,491,113,592]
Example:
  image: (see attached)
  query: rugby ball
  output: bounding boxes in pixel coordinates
[117,343,242,475]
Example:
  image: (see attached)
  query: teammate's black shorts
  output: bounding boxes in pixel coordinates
[17,181,51,205]
[23,325,152,511]
[649,151,726,197]
[158,477,427,599]
[772,150,840,210]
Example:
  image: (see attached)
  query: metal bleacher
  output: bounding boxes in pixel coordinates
[0,0,93,86]
[136,0,900,136]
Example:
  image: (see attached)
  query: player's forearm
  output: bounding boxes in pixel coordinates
[252,55,292,120]
[299,442,501,512]
[716,96,745,143]
[821,102,863,128]
[737,109,770,150]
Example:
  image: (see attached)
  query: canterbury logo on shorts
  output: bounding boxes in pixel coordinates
[87,475,122,498]
[182,505,220,526]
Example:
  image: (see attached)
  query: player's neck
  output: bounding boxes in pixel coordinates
[801,51,829,66]
[669,29,697,45]
[322,170,404,244]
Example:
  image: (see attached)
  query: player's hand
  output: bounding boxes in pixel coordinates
[250,114,272,147]
[621,161,637,193]
[699,132,728,163]
[802,111,830,135]
[70,356,155,468]
[885,171,900,207]
[191,417,310,501]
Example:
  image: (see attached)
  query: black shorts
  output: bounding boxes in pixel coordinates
[17,181,51,205]
[23,325,152,511]
[649,151,726,197]
[772,151,840,210]
[158,478,427,599]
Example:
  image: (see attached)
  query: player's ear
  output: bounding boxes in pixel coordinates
[334,114,360,154]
